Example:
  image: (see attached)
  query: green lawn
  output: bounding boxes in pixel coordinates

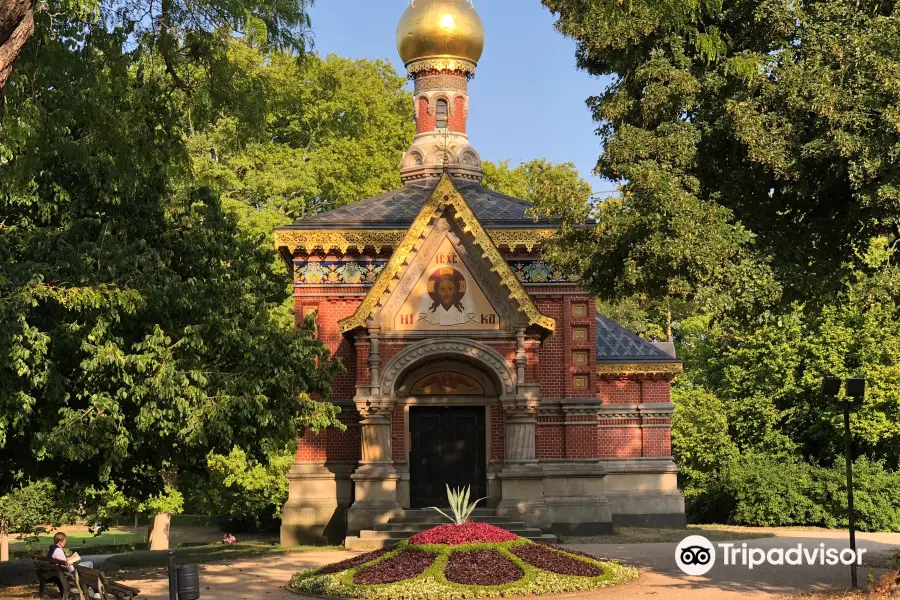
[560,524,778,545]
[8,529,143,549]
[106,541,343,568]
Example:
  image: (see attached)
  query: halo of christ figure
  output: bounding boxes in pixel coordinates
[419,267,477,326]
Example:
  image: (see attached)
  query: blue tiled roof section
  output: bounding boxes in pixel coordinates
[595,314,678,362]
[285,182,553,228]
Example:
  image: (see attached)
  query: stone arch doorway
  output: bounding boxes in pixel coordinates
[381,339,515,508]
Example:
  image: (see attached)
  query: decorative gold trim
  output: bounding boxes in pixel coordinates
[275,228,557,254]
[406,58,477,77]
[339,174,556,334]
[597,363,684,377]
[489,229,555,252]
[274,230,404,254]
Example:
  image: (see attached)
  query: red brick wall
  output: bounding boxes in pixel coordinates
[599,379,641,404]
[643,421,672,457]
[308,298,361,402]
[535,299,564,397]
[490,405,504,461]
[392,407,406,462]
[416,97,436,133]
[641,380,670,404]
[598,421,642,458]
[295,410,362,462]
[450,96,466,133]
[536,415,564,459]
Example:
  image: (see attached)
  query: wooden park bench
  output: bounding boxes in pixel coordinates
[76,566,141,600]
[33,555,84,599]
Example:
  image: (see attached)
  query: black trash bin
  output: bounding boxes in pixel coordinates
[176,565,201,600]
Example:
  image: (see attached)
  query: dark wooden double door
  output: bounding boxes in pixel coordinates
[409,406,487,508]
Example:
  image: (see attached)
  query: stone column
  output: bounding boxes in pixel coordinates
[347,329,401,534]
[497,329,550,528]
[503,407,538,467]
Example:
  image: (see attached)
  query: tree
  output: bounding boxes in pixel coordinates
[0,0,35,92]
[188,40,414,245]
[0,481,66,561]
[540,0,899,310]
[482,159,591,208]
[0,0,312,95]
[0,8,340,549]
[184,446,295,531]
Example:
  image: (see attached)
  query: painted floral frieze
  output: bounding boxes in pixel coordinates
[508,260,576,284]
[294,261,386,285]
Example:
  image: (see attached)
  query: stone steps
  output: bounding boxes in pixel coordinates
[345,509,558,550]
[373,521,528,532]
[361,527,545,539]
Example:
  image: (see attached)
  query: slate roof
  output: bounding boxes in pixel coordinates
[596,314,680,363]
[283,181,554,229]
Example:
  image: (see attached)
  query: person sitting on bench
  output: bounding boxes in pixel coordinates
[48,531,94,570]
[48,531,95,595]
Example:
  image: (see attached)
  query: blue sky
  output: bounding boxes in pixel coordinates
[308,1,616,194]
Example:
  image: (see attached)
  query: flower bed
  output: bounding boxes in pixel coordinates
[290,530,637,600]
[444,549,523,585]
[408,522,517,545]
[318,549,390,576]
[511,544,602,576]
[353,550,436,585]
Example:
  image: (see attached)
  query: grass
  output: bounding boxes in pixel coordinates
[106,540,343,568]
[560,524,778,544]
[7,524,277,559]
[8,529,142,549]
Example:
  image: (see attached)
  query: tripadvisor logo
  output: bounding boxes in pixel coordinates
[676,535,716,576]
[675,535,868,576]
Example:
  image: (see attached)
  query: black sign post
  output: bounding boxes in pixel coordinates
[821,376,865,589]
[168,550,177,600]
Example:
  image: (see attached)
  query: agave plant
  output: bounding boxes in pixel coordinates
[428,484,487,525]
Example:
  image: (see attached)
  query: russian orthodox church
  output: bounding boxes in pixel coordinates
[275,0,684,547]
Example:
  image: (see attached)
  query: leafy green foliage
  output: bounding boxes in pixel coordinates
[0,3,340,519]
[185,446,294,528]
[0,481,66,543]
[188,42,414,246]
[428,485,486,526]
[542,0,900,304]
[688,453,900,531]
[482,159,593,224]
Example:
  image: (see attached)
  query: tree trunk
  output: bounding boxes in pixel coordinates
[0,0,37,89]
[1,521,9,562]
[148,512,171,551]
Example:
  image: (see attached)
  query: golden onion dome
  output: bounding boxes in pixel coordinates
[397,0,485,76]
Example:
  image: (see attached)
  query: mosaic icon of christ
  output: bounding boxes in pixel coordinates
[419,267,477,326]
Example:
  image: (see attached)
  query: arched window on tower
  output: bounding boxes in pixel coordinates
[435,98,449,130]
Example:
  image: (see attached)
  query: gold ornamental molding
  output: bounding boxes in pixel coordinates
[406,58,477,78]
[274,230,405,254]
[275,228,557,254]
[597,363,684,378]
[338,174,556,334]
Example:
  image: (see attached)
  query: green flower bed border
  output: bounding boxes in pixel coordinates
[289,539,638,600]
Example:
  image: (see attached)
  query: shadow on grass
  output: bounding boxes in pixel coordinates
[560,524,778,545]
[107,541,343,569]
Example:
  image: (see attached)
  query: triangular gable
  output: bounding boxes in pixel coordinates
[339,174,556,334]
[392,236,502,331]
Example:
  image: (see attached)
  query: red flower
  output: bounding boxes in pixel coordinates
[409,522,518,545]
